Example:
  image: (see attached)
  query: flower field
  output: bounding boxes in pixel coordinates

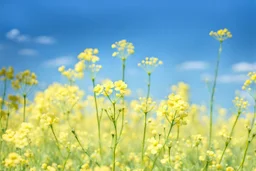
[0,29,256,171]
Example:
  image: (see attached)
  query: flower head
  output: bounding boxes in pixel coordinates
[112,39,134,60]
[138,57,163,74]
[209,28,232,42]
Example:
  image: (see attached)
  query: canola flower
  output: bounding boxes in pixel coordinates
[137,57,162,163]
[1,30,256,171]
[208,28,232,152]
[11,70,38,122]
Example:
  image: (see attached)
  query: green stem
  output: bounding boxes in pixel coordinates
[141,113,148,162]
[62,151,71,171]
[141,73,151,162]
[239,140,250,170]
[219,110,241,164]
[176,126,180,140]
[50,124,60,150]
[4,112,10,131]
[112,103,118,171]
[23,94,27,122]
[239,100,256,170]
[209,42,222,149]
[0,79,7,130]
[92,78,102,158]
[118,59,126,141]
[122,59,126,82]
[71,129,100,166]
[151,119,175,170]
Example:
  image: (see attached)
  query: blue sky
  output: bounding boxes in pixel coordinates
[0,0,256,111]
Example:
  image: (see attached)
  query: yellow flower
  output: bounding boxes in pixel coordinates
[209,28,232,42]
[138,57,163,74]
[4,152,22,168]
[226,166,234,171]
[112,39,134,60]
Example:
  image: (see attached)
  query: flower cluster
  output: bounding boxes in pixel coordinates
[11,70,38,93]
[94,80,129,101]
[78,48,99,63]
[209,28,232,42]
[2,122,33,148]
[138,57,163,74]
[112,39,135,60]
[233,96,249,111]
[0,66,14,81]
[242,72,256,91]
[58,63,85,83]
[147,137,163,155]
[134,97,156,114]
[77,48,102,79]
[157,94,189,126]
[3,152,22,168]
[171,82,189,102]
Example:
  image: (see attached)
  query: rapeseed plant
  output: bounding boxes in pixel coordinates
[1,30,256,171]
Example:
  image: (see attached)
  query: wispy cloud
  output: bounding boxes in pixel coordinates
[42,56,75,68]
[6,29,30,42]
[232,62,256,72]
[178,61,208,71]
[18,49,38,56]
[35,36,55,45]
[201,73,247,84]
[6,29,55,44]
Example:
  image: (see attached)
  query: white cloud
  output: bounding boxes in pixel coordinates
[6,29,30,42]
[6,29,20,40]
[218,74,247,83]
[35,36,55,45]
[42,56,75,68]
[16,35,30,42]
[232,62,256,72]
[178,61,208,71]
[200,73,247,84]
[6,29,55,44]
[18,49,38,56]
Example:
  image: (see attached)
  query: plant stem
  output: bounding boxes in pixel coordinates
[151,119,175,170]
[92,78,102,158]
[176,126,180,140]
[50,124,60,150]
[141,73,151,162]
[219,110,241,164]
[4,112,10,131]
[112,103,118,171]
[119,59,126,141]
[141,112,148,161]
[71,129,100,166]
[0,79,7,130]
[62,151,71,171]
[209,42,222,149]
[23,94,27,122]
[239,100,256,170]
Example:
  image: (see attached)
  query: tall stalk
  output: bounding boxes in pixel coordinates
[151,117,175,171]
[112,102,117,171]
[239,100,256,170]
[92,78,102,158]
[0,79,7,130]
[209,42,223,148]
[141,73,151,161]
[23,94,27,122]
[219,110,241,164]
[119,59,126,140]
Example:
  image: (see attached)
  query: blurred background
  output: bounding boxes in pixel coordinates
[0,0,255,111]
